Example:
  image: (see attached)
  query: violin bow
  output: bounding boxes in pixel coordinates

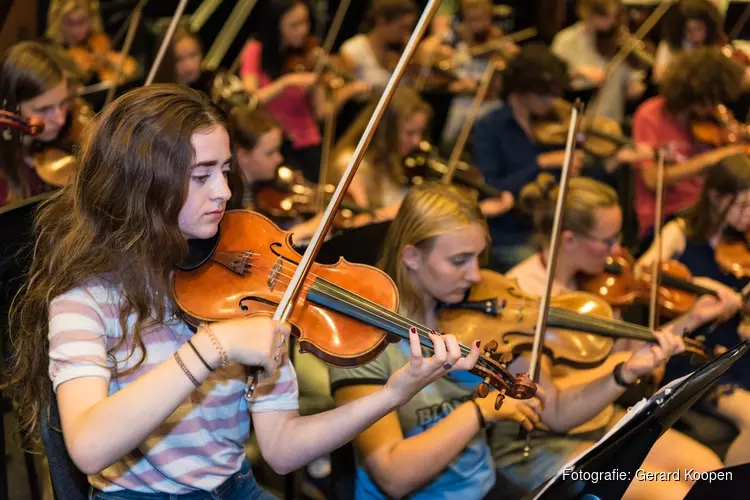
[729,4,750,41]
[244,0,443,400]
[203,0,260,71]
[316,0,352,212]
[522,100,585,458]
[588,1,673,120]
[442,58,501,184]
[104,0,149,106]
[145,0,191,86]
[648,148,667,331]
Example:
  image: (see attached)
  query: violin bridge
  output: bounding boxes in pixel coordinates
[268,256,283,290]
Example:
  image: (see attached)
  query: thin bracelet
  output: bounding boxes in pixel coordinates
[470,399,487,430]
[174,351,200,388]
[186,339,213,372]
[201,323,228,368]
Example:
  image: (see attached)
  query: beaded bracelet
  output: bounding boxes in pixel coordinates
[201,323,228,369]
[174,351,200,388]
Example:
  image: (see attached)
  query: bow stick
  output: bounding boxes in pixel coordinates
[522,100,585,458]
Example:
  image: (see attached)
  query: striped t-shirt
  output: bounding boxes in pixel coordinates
[48,280,299,493]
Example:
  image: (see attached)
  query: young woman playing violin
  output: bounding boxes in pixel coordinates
[5,84,482,500]
[551,0,646,124]
[228,106,326,242]
[334,87,514,223]
[240,0,369,183]
[45,0,138,85]
[0,42,76,206]
[632,47,746,238]
[491,174,733,498]
[637,154,750,466]
[339,0,419,93]
[329,182,542,499]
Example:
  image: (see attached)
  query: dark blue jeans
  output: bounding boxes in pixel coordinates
[89,459,277,500]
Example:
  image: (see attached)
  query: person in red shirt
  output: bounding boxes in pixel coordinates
[632,47,746,238]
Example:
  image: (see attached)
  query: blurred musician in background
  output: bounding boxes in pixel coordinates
[551,0,645,123]
[653,0,723,83]
[240,0,369,183]
[0,42,71,206]
[339,0,419,92]
[632,47,746,238]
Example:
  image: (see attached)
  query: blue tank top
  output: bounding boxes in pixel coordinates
[663,237,750,388]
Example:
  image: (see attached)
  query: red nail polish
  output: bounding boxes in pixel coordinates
[409,327,417,334]
[475,340,481,347]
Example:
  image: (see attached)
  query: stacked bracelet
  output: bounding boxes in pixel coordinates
[201,323,228,368]
[174,351,200,388]
[186,339,213,372]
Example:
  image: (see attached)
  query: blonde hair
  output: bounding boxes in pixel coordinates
[378,183,488,318]
[333,88,432,208]
[520,173,619,247]
[46,0,104,45]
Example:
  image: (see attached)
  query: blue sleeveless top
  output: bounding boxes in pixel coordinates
[662,237,750,389]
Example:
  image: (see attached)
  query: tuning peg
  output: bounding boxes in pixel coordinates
[476,377,490,398]
[494,393,505,410]
[497,352,514,364]
[483,340,499,354]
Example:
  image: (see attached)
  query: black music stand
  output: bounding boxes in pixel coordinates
[525,339,749,500]
[301,220,391,266]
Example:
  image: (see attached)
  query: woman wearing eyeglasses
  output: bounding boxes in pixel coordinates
[637,154,750,466]
[490,173,736,498]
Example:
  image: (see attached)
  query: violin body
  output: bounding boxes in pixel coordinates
[285,36,356,90]
[68,32,138,84]
[716,229,750,279]
[440,270,616,368]
[533,99,630,158]
[402,142,505,198]
[578,249,708,317]
[253,166,362,228]
[691,105,750,148]
[174,210,399,366]
[34,98,93,187]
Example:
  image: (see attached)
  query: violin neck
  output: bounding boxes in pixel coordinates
[659,273,718,298]
[548,307,656,342]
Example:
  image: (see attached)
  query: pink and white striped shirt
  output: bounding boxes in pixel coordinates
[48,280,299,493]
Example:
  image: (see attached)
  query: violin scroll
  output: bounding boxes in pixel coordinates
[473,339,536,408]
[0,110,45,136]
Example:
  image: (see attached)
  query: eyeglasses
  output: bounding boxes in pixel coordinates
[583,232,621,247]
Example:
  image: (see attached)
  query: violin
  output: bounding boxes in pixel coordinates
[578,248,721,318]
[68,32,139,84]
[715,228,750,279]
[402,142,505,199]
[285,36,358,90]
[253,166,367,229]
[173,210,537,402]
[33,98,93,187]
[691,104,750,148]
[0,111,45,136]
[439,270,707,369]
[533,98,634,158]
[720,33,750,68]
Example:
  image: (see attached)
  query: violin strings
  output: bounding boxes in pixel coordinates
[237,253,503,374]
[243,253,655,347]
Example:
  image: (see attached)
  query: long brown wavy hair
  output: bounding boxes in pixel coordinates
[5,84,229,442]
[683,154,750,242]
[333,87,431,208]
